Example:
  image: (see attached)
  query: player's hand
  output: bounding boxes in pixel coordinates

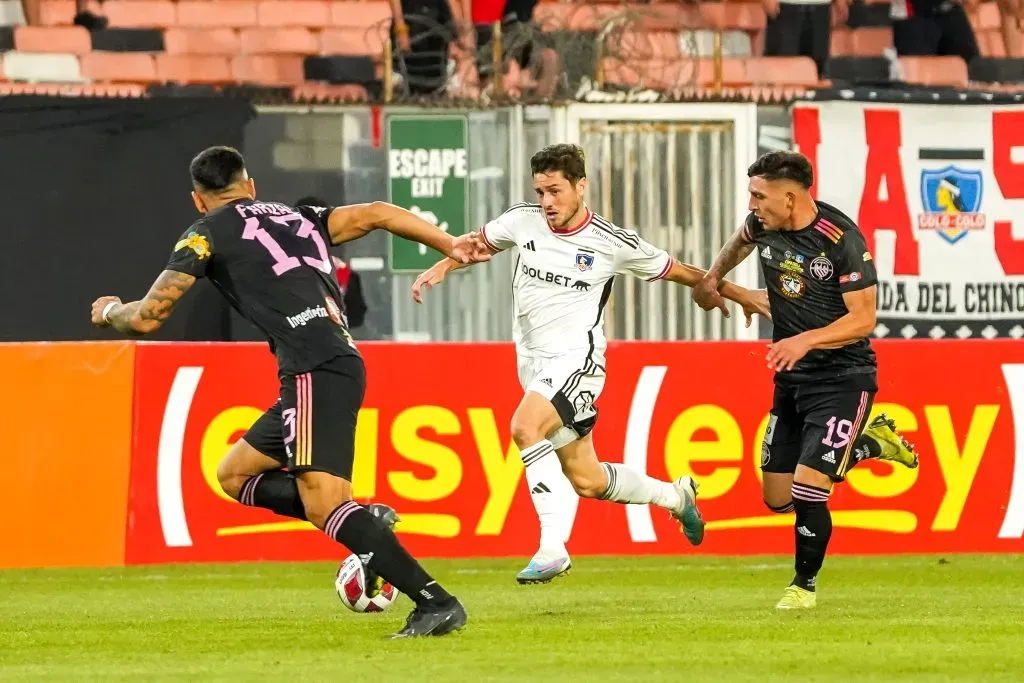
[90,296,121,327]
[832,0,849,24]
[692,277,729,318]
[411,265,447,304]
[395,23,412,53]
[742,288,772,327]
[450,231,492,264]
[766,335,812,372]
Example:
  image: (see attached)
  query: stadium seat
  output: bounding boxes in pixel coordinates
[80,51,157,81]
[825,56,891,84]
[239,27,318,54]
[91,28,166,52]
[257,0,330,27]
[101,1,177,29]
[969,57,1024,83]
[978,29,1007,57]
[176,1,258,28]
[156,54,233,83]
[320,27,385,57]
[163,28,242,55]
[39,0,75,27]
[850,27,893,56]
[746,56,820,85]
[3,50,82,81]
[330,1,390,28]
[0,0,25,26]
[232,54,305,85]
[698,2,766,32]
[898,55,969,86]
[973,1,1002,31]
[14,26,91,54]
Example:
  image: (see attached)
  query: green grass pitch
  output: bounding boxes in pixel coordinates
[1,555,1022,682]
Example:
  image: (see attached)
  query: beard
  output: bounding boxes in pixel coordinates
[550,199,583,229]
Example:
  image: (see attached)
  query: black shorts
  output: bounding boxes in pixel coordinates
[761,376,876,481]
[892,10,979,63]
[244,354,365,480]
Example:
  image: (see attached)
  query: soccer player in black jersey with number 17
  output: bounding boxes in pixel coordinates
[693,151,920,610]
[90,146,491,637]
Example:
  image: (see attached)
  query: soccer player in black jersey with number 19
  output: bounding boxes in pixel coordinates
[90,146,491,637]
[693,151,920,610]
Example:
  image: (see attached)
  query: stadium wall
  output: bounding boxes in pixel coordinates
[4,340,1024,569]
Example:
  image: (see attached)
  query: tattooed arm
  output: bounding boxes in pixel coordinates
[90,270,197,336]
[692,225,757,313]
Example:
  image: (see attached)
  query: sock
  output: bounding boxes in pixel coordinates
[791,482,833,592]
[598,462,682,512]
[238,470,306,520]
[324,501,453,607]
[852,434,882,463]
[520,440,572,552]
[767,501,795,514]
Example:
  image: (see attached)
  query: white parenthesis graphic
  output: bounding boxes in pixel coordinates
[157,366,204,548]
[623,366,668,543]
[998,364,1024,539]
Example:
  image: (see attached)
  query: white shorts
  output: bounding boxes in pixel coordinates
[517,351,606,449]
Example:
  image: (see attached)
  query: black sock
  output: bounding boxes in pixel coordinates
[791,482,833,592]
[852,434,882,464]
[239,470,307,520]
[324,501,453,607]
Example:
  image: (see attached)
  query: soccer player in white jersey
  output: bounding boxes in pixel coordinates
[412,144,770,583]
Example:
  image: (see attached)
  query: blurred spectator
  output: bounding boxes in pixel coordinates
[996,0,1024,56]
[296,196,368,330]
[464,0,558,97]
[72,0,108,30]
[890,0,980,63]
[388,0,458,93]
[763,0,848,77]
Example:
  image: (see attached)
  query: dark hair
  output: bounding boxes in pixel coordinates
[747,151,814,189]
[189,146,247,192]
[530,143,587,185]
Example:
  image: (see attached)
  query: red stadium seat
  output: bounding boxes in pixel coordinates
[899,56,969,86]
[163,28,242,55]
[156,54,233,82]
[257,0,330,27]
[239,27,318,54]
[15,26,91,55]
[80,52,158,82]
[176,0,258,28]
[232,54,305,84]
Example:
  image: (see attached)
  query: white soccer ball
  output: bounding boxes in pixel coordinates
[335,553,398,613]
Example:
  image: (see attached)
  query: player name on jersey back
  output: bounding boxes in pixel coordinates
[481,203,673,359]
[165,199,359,374]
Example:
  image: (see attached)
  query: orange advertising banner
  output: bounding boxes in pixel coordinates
[124,340,1024,564]
[0,342,135,568]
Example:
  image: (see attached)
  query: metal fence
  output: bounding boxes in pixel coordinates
[244,103,757,344]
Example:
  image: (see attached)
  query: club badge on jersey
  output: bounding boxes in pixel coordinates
[576,252,594,271]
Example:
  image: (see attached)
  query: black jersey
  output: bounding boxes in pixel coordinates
[742,200,878,386]
[165,199,359,374]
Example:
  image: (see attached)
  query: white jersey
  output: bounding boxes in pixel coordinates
[480,203,673,359]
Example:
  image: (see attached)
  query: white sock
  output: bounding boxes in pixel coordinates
[520,439,571,553]
[599,462,682,512]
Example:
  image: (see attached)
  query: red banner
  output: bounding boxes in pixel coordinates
[125,341,1024,564]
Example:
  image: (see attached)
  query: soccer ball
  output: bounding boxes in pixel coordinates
[335,553,398,613]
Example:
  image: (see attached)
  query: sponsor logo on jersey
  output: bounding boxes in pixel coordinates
[286,305,330,328]
[809,256,834,280]
[576,252,595,271]
[174,232,211,260]
[572,280,590,291]
[520,263,586,289]
[779,258,804,273]
[822,450,837,464]
[778,273,806,298]
[839,272,862,284]
[863,251,873,262]
[761,246,771,259]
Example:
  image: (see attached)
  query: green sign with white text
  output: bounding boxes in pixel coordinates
[387,115,469,272]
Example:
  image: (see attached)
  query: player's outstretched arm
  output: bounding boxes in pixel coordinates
[326,202,491,264]
[692,225,756,311]
[662,260,771,326]
[411,252,493,304]
[90,269,197,336]
[766,286,876,371]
